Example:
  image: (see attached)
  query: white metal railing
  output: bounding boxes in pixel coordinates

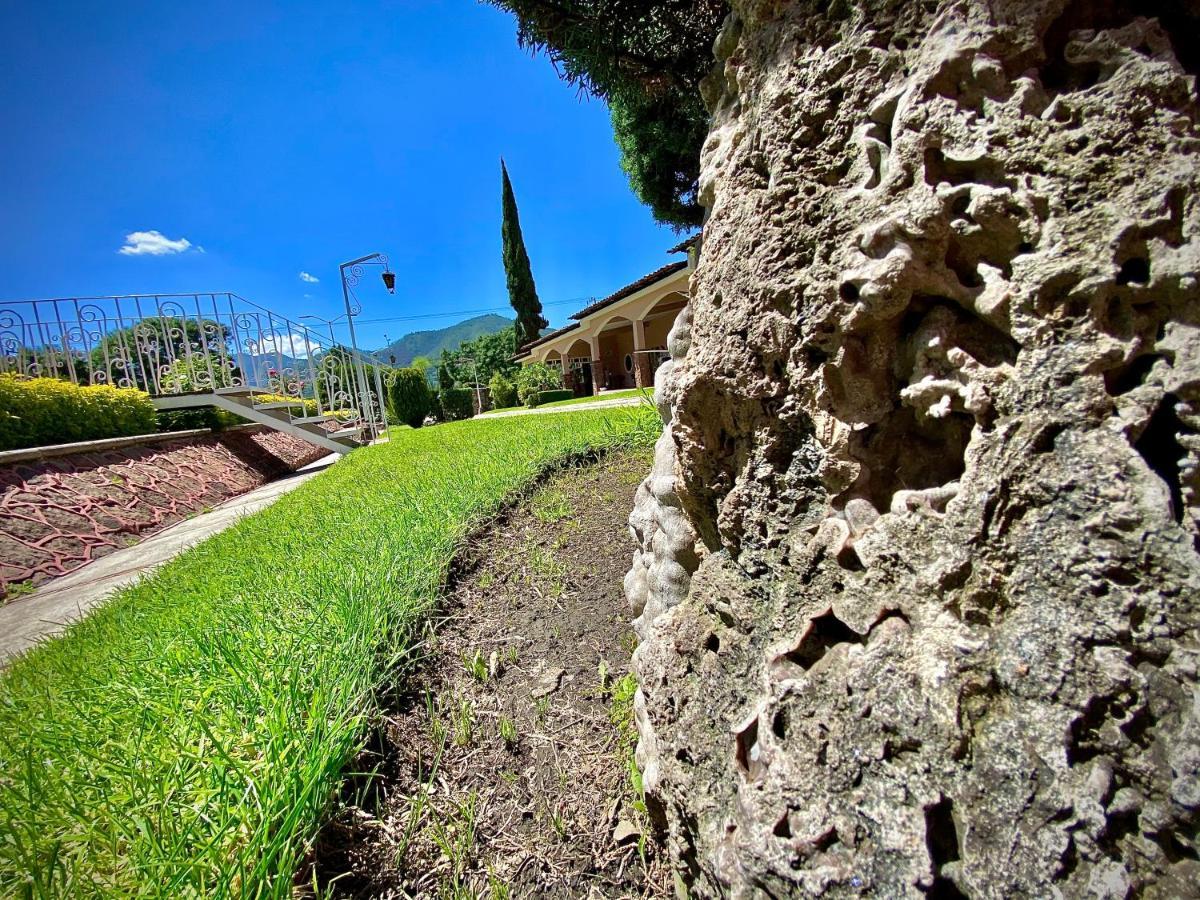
[0,293,392,436]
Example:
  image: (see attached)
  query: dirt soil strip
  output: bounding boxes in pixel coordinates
[306,449,670,899]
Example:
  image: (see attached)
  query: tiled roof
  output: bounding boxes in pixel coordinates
[516,321,580,355]
[667,234,700,254]
[568,260,688,322]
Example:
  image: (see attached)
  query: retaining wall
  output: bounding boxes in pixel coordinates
[0,427,328,598]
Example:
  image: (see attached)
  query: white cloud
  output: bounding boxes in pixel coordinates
[252,331,323,359]
[299,271,320,283]
[117,230,198,256]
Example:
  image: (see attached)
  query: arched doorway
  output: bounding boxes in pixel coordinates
[562,338,593,397]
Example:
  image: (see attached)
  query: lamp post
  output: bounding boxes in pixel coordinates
[338,253,395,439]
[460,355,483,415]
[298,313,345,347]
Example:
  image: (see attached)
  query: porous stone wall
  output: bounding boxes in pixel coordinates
[626,1,1200,895]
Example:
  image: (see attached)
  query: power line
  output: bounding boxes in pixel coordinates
[355,296,591,326]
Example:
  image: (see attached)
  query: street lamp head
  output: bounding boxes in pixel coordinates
[381,270,396,294]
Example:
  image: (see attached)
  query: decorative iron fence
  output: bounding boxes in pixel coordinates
[0,293,393,436]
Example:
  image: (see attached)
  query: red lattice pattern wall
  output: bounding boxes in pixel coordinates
[0,429,326,598]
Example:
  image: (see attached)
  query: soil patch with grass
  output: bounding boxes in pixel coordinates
[309,449,668,899]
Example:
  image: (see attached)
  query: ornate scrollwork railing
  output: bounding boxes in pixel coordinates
[0,292,395,438]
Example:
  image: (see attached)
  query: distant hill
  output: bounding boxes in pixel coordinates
[371,313,513,366]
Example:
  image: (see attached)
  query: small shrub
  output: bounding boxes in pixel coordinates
[488,372,518,409]
[387,367,433,428]
[536,389,573,406]
[0,375,156,451]
[439,387,474,422]
[516,362,563,407]
[498,716,518,750]
[463,650,488,682]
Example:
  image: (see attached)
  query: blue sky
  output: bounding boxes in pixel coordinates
[0,0,686,350]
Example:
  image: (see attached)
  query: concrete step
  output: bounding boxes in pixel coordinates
[253,400,305,410]
[215,385,271,398]
[329,426,365,445]
[291,414,336,425]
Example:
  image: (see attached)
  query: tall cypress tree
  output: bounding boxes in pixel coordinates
[500,160,548,347]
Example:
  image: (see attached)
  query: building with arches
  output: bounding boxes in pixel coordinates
[515,239,696,395]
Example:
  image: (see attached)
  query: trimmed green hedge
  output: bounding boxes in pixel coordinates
[0,375,157,451]
[535,389,574,406]
[438,387,475,421]
[388,368,434,428]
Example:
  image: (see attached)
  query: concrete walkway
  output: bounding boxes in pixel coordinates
[479,394,649,418]
[0,453,339,667]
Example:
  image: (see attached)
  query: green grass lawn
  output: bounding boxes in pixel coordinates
[484,387,655,415]
[0,408,658,898]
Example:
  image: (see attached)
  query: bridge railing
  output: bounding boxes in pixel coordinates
[0,293,393,436]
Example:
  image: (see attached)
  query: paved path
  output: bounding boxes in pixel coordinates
[0,453,339,667]
[479,395,648,418]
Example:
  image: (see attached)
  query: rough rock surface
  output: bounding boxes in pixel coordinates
[626,1,1200,896]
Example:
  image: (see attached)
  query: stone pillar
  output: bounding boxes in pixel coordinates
[589,336,604,394]
[632,320,653,388]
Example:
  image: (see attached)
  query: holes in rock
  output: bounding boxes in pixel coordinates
[1031,422,1066,453]
[1017,241,1034,254]
[771,709,788,740]
[1067,692,1134,765]
[784,609,863,671]
[1133,394,1186,524]
[881,737,922,761]
[676,747,695,765]
[1151,828,1200,863]
[923,147,1014,190]
[1116,256,1150,286]
[773,812,792,838]
[1055,835,1079,881]
[922,797,968,899]
[845,407,972,512]
[734,715,766,779]
[945,240,984,289]
[835,542,865,571]
[1104,353,1162,396]
[831,299,1018,512]
[704,633,721,654]
[1099,805,1141,856]
[840,281,860,301]
[1120,705,1154,749]
[1041,0,1200,93]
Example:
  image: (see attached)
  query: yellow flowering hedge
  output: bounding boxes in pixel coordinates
[0,374,157,451]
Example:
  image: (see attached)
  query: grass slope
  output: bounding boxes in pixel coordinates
[0,408,657,898]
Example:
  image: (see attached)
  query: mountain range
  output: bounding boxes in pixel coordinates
[371,313,513,366]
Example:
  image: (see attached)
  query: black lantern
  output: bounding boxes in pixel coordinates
[381,270,396,294]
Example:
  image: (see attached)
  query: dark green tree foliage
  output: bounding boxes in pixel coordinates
[487,0,726,229]
[441,327,519,387]
[501,162,549,348]
[387,367,434,428]
[438,387,475,421]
